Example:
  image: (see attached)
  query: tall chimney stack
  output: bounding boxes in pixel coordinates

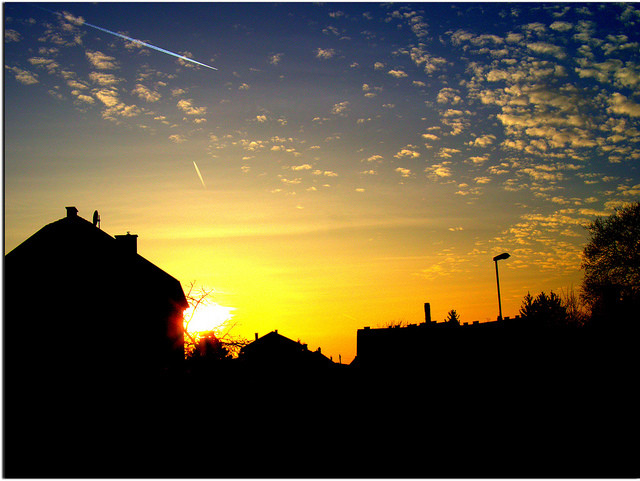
[115,233,138,254]
[65,206,78,218]
[424,302,431,323]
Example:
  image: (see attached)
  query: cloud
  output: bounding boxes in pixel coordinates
[61,11,85,26]
[437,147,461,158]
[132,84,161,103]
[177,99,207,116]
[88,72,122,86]
[436,88,462,104]
[93,88,120,107]
[395,167,412,178]
[388,69,408,78]
[471,134,496,147]
[313,170,338,177]
[331,101,350,116]
[238,83,250,90]
[406,46,448,74]
[394,146,420,159]
[425,162,452,179]
[608,93,640,117]
[374,61,385,70]
[269,53,284,65]
[72,92,95,104]
[169,134,187,144]
[527,42,567,60]
[86,51,118,70]
[6,66,38,85]
[5,29,21,42]
[365,154,384,163]
[550,21,573,32]
[291,164,312,171]
[316,48,336,60]
[474,176,491,184]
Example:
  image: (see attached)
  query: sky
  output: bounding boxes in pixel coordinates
[5,2,640,363]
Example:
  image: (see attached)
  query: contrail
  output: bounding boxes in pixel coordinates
[41,7,217,70]
[193,161,206,188]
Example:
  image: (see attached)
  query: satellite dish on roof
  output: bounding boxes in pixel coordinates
[93,210,100,229]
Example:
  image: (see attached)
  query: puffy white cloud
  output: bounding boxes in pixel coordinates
[291,164,312,171]
[406,46,447,74]
[471,134,496,147]
[608,93,640,117]
[395,167,412,177]
[86,51,118,70]
[388,69,408,78]
[88,72,122,86]
[93,88,119,107]
[394,146,420,159]
[550,21,573,32]
[177,99,207,116]
[331,101,350,116]
[526,42,566,59]
[132,84,161,103]
[5,29,21,42]
[425,162,452,179]
[269,53,283,65]
[6,66,38,85]
[436,87,462,104]
[316,48,336,60]
[365,154,384,163]
[169,134,187,144]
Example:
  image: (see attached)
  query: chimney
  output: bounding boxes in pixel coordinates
[115,233,138,254]
[424,302,431,323]
[255,333,259,341]
[65,206,78,218]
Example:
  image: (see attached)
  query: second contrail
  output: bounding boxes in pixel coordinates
[193,161,206,188]
[42,8,217,70]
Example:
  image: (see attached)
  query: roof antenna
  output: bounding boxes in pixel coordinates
[93,210,101,229]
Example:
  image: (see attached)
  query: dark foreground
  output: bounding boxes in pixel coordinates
[4,329,637,478]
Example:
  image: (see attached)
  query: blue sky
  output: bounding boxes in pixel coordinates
[5,2,640,361]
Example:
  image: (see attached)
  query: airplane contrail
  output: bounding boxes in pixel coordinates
[193,161,206,188]
[41,7,217,70]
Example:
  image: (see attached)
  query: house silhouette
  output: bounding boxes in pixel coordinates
[5,206,188,376]
[239,330,334,369]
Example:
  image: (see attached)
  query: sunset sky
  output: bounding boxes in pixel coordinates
[5,2,640,362]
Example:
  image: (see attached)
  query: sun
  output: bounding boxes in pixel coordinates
[184,302,236,334]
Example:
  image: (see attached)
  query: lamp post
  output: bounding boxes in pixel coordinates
[493,252,510,321]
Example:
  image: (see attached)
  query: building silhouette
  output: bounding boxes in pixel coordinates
[5,206,188,375]
[239,330,334,369]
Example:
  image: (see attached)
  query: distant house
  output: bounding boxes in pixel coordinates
[5,206,189,375]
[239,330,334,369]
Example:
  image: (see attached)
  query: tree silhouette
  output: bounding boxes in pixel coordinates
[183,282,249,359]
[519,291,567,327]
[189,331,232,362]
[580,202,640,328]
[445,309,460,326]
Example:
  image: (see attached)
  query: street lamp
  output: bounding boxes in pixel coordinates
[493,252,510,321]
